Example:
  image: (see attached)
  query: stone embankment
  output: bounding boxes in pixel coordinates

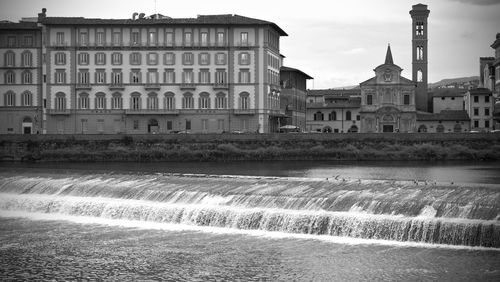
[1,133,499,162]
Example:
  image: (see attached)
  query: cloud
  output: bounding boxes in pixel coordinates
[449,0,500,5]
[340,47,366,55]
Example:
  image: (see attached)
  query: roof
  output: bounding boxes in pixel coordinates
[40,14,287,36]
[308,89,361,96]
[280,66,313,79]
[416,110,470,121]
[0,21,40,30]
[468,87,493,96]
[431,88,466,97]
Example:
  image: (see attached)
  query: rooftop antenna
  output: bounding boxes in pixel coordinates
[154,0,157,19]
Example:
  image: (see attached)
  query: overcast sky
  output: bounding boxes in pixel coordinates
[1,0,499,89]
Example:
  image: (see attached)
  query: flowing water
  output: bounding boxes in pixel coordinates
[0,161,499,281]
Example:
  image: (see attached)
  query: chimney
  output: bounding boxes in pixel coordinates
[38,8,46,22]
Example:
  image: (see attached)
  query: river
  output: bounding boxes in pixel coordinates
[0,161,499,281]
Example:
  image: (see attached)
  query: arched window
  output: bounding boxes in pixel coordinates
[21,91,32,106]
[95,92,106,109]
[199,92,211,109]
[131,92,141,110]
[239,92,250,109]
[4,51,15,67]
[329,111,337,121]
[21,51,32,67]
[147,92,158,110]
[314,111,324,121]
[78,93,89,109]
[21,70,32,84]
[5,71,15,84]
[417,46,424,60]
[164,92,175,110]
[346,111,352,121]
[182,92,194,109]
[54,92,66,111]
[111,92,122,109]
[215,92,227,109]
[4,91,16,106]
[453,123,462,133]
[418,125,427,133]
[417,70,423,82]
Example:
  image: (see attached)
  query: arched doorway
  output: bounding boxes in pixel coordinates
[418,124,427,133]
[436,124,445,133]
[22,116,33,134]
[148,119,159,133]
[322,126,332,133]
[348,125,358,133]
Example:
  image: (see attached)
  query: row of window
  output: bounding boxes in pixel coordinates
[66,52,251,66]
[365,94,412,105]
[73,69,248,85]
[473,107,491,116]
[3,70,33,84]
[313,111,360,121]
[3,51,33,67]
[73,118,248,134]
[3,91,33,106]
[53,92,251,111]
[472,95,491,103]
[58,30,251,47]
[3,35,34,48]
[472,120,491,128]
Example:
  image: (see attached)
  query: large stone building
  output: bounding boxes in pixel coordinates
[279,66,312,132]
[0,20,43,134]
[359,45,417,133]
[465,88,494,132]
[1,9,290,134]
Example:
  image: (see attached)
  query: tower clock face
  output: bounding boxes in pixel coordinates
[384,69,392,82]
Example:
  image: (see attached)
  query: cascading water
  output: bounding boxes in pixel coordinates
[0,172,499,248]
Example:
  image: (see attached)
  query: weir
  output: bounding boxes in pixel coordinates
[0,173,499,248]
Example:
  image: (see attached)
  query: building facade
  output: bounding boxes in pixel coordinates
[464,88,494,132]
[279,66,312,132]
[410,3,430,112]
[0,21,42,134]
[28,10,287,134]
[416,110,470,133]
[431,88,465,113]
[359,45,417,133]
[306,89,361,133]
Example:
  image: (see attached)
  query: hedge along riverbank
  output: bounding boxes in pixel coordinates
[1,133,500,162]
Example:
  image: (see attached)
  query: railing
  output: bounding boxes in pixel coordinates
[109,84,125,90]
[125,109,179,115]
[144,83,161,90]
[213,83,229,90]
[75,83,91,90]
[233,109,256,115]
[47,109,71,115]
[180,83,196,90]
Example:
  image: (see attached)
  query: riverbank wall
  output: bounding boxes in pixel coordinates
[1,133,500,162]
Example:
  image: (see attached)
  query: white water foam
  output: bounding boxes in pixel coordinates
[1,210,498,252]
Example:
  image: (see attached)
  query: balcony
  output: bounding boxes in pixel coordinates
[269,109,286,116]
[52,42,67,48]
[233,109,256,115]
[47,109,71,115]
[180,83,196,90]
[76,83,91,90]
[145,83,161,91]
[125,109,179,115]
[235,41,254,48]
[213,83,229,90]
[109,84,125,90]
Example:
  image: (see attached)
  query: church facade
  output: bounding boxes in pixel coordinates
[359,45,417,133]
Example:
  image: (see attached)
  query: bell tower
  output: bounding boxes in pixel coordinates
[410,4,430,112]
